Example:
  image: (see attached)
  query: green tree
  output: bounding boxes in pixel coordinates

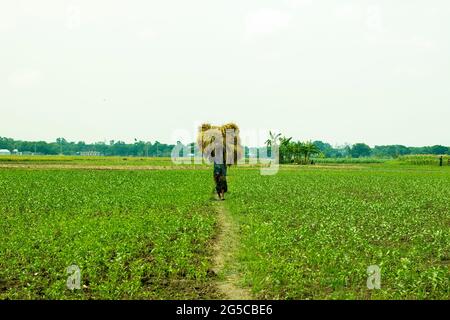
[430,145,448,155]
[313,140,335,157]
[279,136,293,163]
[302,141,321,163]
[350,143,372,158]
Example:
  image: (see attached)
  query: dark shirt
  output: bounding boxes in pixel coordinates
[213,162,227,176]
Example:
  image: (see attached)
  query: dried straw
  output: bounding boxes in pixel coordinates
[197,123,243,165]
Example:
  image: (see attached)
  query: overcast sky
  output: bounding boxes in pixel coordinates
[1,0,449,147]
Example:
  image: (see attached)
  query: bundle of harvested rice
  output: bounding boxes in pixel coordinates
[197,123,243,165]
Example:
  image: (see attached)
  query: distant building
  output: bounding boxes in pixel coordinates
[79,151,102,156]
[0,149,11,155]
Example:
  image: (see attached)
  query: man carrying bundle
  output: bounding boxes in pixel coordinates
[197,123,243,201]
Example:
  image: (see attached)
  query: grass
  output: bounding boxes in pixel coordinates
[0,160,449,299]
[226,165,450,299]
[311,157,389,164]
[0,169,218,299]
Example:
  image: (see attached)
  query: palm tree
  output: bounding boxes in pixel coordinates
[279,136,293,163]
[303,141,321,164]
[293,141,305,164]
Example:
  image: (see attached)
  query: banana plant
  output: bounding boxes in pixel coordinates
[265,131,282,158]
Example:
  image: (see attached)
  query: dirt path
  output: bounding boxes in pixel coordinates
[211,201,252,300]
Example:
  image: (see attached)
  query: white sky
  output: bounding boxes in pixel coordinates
[1,0,449,147]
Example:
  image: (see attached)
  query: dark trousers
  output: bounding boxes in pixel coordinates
[214,174,228,193]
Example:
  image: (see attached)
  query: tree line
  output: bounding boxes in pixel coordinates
[264,132,450,164]
[313,141,450,158]
[0,137,175,157]
[0,135,449,159]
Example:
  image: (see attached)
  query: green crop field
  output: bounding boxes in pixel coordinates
[226,167,450,299]
[0,169,219,299]
[0,160,449,300]
[396,155,450,166]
